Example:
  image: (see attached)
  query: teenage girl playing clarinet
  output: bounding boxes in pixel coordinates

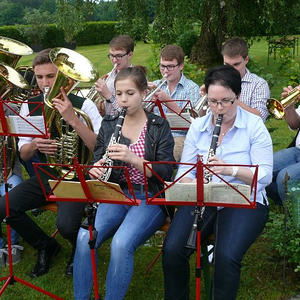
[73,66,175,300]
[163,65,273,300]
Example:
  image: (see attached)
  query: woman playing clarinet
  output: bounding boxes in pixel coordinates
[73,66,175,300]
[163,65,273,300]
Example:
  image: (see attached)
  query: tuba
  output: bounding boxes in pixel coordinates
[0,63,30,183]
[267,88,300,119]
[45,47,99,179]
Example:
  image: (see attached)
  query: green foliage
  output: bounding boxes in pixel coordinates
[247,56,277,89]
[264,205,300,273]
[55,0,96,43]
[0,25,25,43]
[16,8,54,46]
[75,22,118,46]
[277,48,300,87]
[0,0,24,26]
[116,0,149,41]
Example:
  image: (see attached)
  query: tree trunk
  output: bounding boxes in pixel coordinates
[190,0,227,69]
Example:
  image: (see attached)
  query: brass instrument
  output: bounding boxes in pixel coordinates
[84,63,117,116]
[267,88,300,119]
[189,94,209,118]
[0,63,29,183]
[0,36,33,67]
[0,37,32,183]
[99,107,127,182]
[186,114,223,249]
[0,63,30,99]
[143,75,168,111]
[45,47,99,179]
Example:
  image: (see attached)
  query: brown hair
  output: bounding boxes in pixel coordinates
[109,35,134,53]
[160,45,184,65]
[221,37,248,59]
[115,66,147,92]
[32,48,52,68]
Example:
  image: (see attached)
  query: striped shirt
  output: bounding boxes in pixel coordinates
[240,68,270,122]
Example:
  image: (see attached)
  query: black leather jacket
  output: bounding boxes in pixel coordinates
[92,111,175,215]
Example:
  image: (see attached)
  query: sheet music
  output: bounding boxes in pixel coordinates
[165,112,192,128]
[8,115,46,135]
[165,182,251,205]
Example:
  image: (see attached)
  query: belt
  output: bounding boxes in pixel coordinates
[120,182,145,193]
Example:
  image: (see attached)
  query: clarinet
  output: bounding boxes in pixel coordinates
[204,114,224,182]
[186,114,223,249]
[99,107,127,182]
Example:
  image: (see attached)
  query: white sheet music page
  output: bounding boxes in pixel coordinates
[8,115,46,135]
[165,112,192,129]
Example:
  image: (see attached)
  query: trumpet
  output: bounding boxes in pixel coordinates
[267,88,300,119]
[143,75,168,110]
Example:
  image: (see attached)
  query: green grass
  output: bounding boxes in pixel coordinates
[2,38,300,299]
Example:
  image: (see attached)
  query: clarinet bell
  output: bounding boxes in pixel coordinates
[185,222,197,250]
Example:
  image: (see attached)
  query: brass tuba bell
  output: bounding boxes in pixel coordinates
[45,47,99,179]
[0,36,33,68]
[267,88,300,119]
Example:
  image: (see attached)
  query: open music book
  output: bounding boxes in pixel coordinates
[165,112,193,129]
[165,182,251,205]
[6,115,46,135]
[48,179,126,201]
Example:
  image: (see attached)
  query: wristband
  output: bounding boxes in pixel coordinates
[231,166,239,177]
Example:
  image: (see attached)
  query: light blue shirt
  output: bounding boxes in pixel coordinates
[154,73,200,136]
[176,106,273,205]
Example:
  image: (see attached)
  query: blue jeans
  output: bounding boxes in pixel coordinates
[163,203,268,300]
[73,190,166,300]
[0,174,23,248]
[266,147,300,204]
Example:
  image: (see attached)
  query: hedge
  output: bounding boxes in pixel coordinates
[0,21,118,49]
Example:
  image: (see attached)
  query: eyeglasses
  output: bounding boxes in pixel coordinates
[107,52,129,60]
[208,97,236,106]
[159,63,180,71]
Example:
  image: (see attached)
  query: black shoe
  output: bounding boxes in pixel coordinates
[30,239,61,278]
[65,247,75,276]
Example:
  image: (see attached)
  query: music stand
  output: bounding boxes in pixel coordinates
[143,98,194,131]
[0,98,64,299]
[33,158,141,300]
[143,159,258,300]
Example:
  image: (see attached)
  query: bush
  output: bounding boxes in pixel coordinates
[176,30,198,57]
[0,21,118,49]
[75,21,118,46]
[264,181,300,273]
[0,25,25,43]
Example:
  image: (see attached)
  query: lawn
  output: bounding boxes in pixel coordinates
[1,37,300,299]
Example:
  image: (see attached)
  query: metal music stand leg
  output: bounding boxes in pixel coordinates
[81,203,102,300]
[0,137,63,299]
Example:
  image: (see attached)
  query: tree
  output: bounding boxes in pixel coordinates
[0,1,24,26]
[146,0,300,68]
[55,0,97,44]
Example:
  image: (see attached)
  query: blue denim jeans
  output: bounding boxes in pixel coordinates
[73,189,166,300]
[0,174,23,248]
[266,147,300,204]
[163,203,268,300]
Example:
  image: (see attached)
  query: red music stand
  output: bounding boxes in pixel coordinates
[144,99,195,131]
[143,159,258,300]
[0,98,64,299]
[33,158,141,300]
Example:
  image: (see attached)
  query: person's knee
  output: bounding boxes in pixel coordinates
[75,229,90,257]
[110,235,133,257]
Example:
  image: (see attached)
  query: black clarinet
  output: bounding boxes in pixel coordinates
[186,114,223,249]
[99,107,127,182]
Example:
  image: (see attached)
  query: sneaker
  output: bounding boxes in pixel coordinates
[5,244,24,266]
[0,248,8,267]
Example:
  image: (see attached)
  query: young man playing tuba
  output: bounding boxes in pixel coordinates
[0,48,102,277]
